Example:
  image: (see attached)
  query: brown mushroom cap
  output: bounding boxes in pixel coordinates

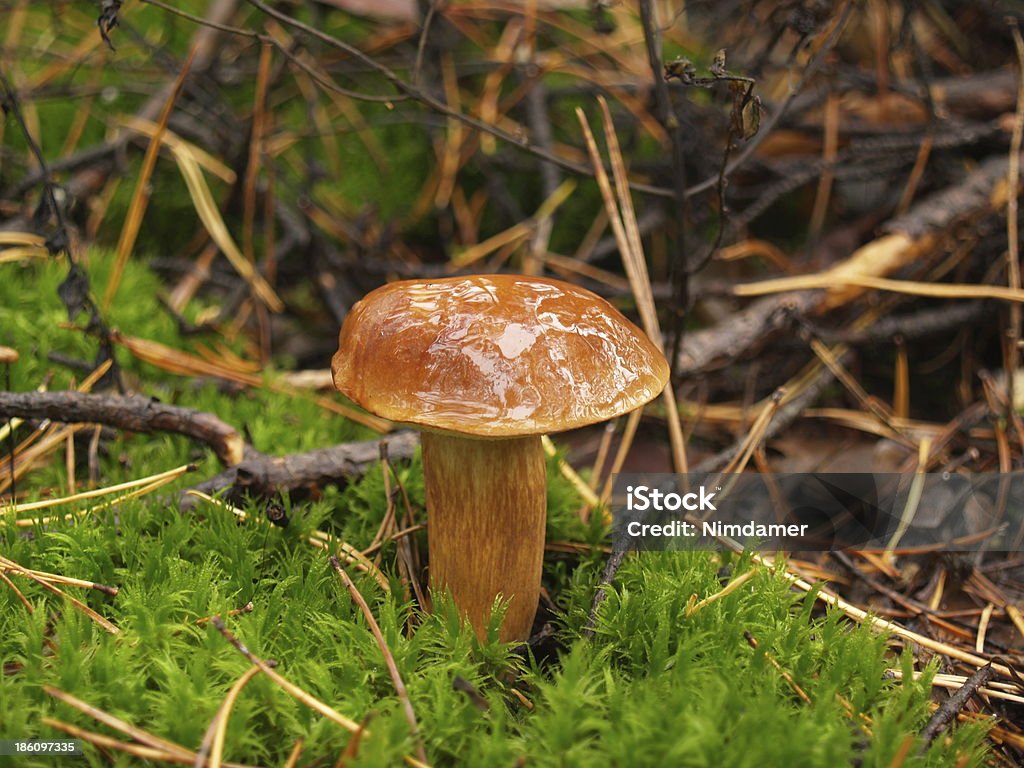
[331,275,669,438]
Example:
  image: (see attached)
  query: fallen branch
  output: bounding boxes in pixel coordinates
[917,663,994,751]
[177,432,417,511]
[0,391,246,466]
[0,390,418,510]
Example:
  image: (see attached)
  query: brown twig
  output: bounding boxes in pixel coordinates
[918,663,995,751]
[0,391,246,466]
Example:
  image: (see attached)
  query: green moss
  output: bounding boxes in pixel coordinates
[0,247,993,766]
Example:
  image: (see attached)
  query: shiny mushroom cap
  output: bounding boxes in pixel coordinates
[331,274,669,438]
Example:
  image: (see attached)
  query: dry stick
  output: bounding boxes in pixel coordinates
[808,92,840,240]
[1,347,17,506]
[1005,19,1024,450]
[243,41,274,265]
[179,432,417,512]
[210,616,362,733]
[104,46,196,310]
[330,557,429,767]
[0,392,245,467]
[917,663,995,752]
[193,665,262,768]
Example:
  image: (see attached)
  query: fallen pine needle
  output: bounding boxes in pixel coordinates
[1,462,194,516]
[330,557,428,766]
[44,686,195,760]
[2,557,118,634]
[195,665,263,768]
[886,669,1024,705]
[211,616,362,733]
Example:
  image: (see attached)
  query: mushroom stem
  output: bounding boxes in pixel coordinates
[420,431,546,642]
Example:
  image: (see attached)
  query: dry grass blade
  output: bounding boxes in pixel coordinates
[0,231,46,246]
[284,738,304,768]
[0,231,47,262]
[744,630,813,705]
[1005,20,1024,447]
[114,121,237,186]
[211,616,362,734]
[104,46,196,310]
[434,54,463,210]
[577,98,688,474]
[308,530,392,594]
[0,360,110,487]
[194,665,262,768]
[0,423,85,497]
[173,149,284,312]
[1006,604,1024,642]
[243,42,273,264]
[883,438,930,557]
[330,557,429,766]
[451,179,575,268]
[0,245,49,263]
[735,273,1024,303]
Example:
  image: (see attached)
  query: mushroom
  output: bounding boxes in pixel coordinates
[331,275,668,642]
